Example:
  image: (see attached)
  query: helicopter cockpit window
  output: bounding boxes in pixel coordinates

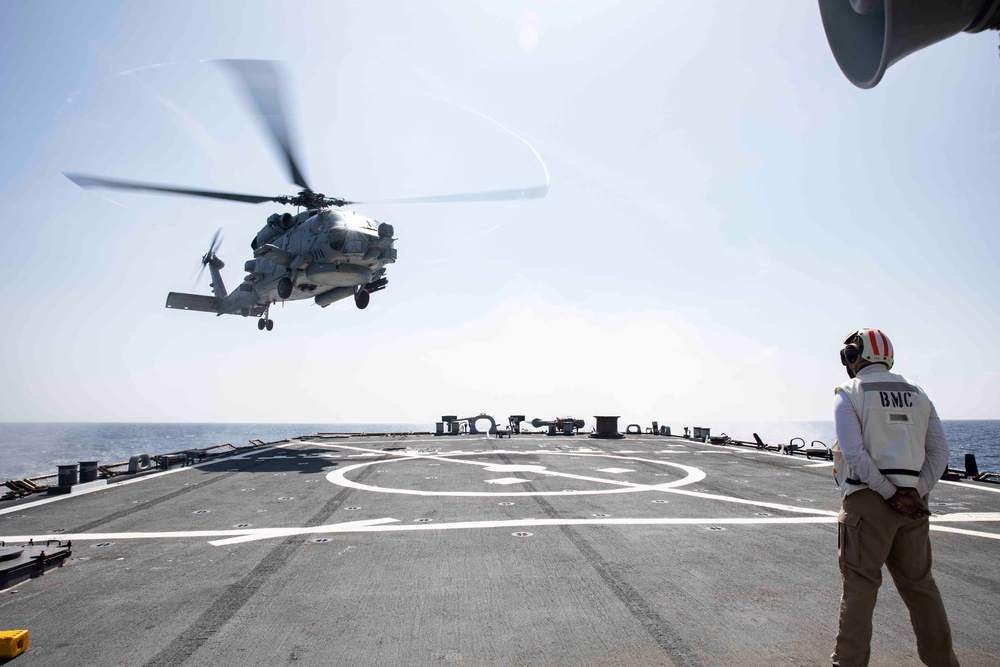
[341,229,367,255]
[343,239,366,254]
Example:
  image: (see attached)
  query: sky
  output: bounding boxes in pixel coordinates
[0,1,997,426]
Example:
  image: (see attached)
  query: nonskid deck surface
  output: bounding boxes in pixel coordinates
[1,433,998,666]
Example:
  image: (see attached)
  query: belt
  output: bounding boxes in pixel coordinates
[846,468,920,485]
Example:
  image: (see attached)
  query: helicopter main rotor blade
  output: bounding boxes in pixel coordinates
[218,59,311,192]
[352,183,549,206]
[64,172,279,204]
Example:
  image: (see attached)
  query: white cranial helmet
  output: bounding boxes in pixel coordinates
[843,328,894,370]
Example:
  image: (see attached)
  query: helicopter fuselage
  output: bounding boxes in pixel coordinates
[241,208,395,306]
[169,209,396,328]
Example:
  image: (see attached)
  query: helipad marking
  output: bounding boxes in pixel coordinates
[7,440,987,546]
[595,468,635,474]
[318,443,841,517]
[315,443,843,517]
[322,446,706,498]
[6,513,997,547]
[208,518,399,545]
[485,478,532,485]
[483,464,547,473]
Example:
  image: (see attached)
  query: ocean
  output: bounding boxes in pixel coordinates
[1,420,998,483]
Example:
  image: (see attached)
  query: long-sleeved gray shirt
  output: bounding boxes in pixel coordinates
[833,364,950,499]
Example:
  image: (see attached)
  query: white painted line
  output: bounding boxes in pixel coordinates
[208,518,400,546]
[928,525,1000,540]
[320,445,844,520]
[803,462,835,468]
[662,487,839,517]
[0,446,281,516]
[4,511,996,547]
[485,478,532,485]
[323,449,706,498]
[940,480,1000,495]
[930,512,1000,522]
[483,465,546,473]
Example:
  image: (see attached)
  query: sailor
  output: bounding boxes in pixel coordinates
[830,329,959,667]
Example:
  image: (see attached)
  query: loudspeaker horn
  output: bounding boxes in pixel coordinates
[818,0,1000,88]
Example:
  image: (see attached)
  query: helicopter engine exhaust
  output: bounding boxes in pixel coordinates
[315,287,355,308]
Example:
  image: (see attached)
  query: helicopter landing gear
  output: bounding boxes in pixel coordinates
[355,288,370,310]
[277,276,293,300]
[257,304,274,331]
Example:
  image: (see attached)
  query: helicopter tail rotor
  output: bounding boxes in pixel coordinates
[196,227,225,287]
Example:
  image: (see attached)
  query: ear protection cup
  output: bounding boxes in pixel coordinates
[840,345,860,367]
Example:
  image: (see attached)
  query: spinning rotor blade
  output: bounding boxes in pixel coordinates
[218,60,310,191]
[65,172,278,204]
[207,227,223,255]
[196,227,224,285]
[352,183,549,206]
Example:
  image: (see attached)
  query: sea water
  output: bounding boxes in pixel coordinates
[0,420,997,483]
[0,422,430,482]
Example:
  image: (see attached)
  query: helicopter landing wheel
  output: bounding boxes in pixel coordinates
[355,289,370,310]
[258,318,266,330]
[277,276,292,300]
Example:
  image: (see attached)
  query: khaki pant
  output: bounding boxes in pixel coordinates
[832,489,960,667]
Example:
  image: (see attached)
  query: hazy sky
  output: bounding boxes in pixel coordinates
[1,1,997,425]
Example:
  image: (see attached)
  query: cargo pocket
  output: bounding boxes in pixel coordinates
[838,513,862,569]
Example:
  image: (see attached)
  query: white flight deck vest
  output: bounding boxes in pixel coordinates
[832,367,931,497]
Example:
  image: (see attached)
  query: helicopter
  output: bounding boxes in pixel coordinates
[66,60,547,331]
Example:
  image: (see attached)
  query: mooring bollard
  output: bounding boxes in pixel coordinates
[79,461,99,483]
[57,464,78,488]
[591,416,625,439]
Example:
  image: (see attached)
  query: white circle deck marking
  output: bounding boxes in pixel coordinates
[483,464,547,473]
[324,449,704,497]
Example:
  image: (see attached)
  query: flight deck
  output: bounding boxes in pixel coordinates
[2,431,999,666]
